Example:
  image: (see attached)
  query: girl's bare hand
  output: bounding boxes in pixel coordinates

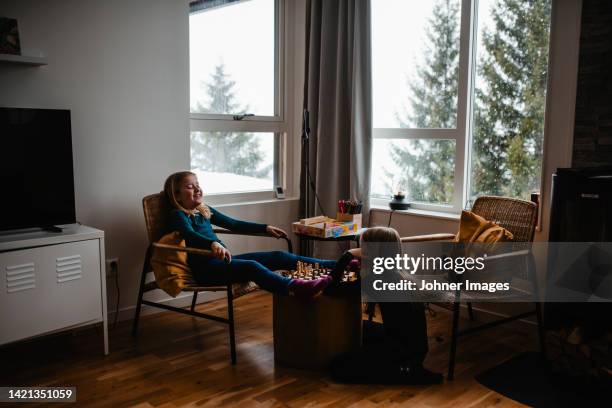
[266,225,288,238]
[211,241,231,263]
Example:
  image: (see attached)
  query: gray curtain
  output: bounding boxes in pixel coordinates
[301,0,372,257]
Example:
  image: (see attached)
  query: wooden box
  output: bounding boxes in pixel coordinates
[273,291,362,369]
[291,214,362,238]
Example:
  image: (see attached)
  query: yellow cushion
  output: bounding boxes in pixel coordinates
[454,210,514,283]
[455,210,514,244]
[150,231,196,297]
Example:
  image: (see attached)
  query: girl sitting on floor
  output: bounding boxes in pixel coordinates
[164,171,337,300]
[331,227,442,384]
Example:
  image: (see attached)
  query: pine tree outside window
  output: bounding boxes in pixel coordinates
[371,0,552,213]
[189,0,284,197]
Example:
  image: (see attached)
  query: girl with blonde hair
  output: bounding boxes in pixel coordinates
[331,227,441,384]
[164,171,338,299]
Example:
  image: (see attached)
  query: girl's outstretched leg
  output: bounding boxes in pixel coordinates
[194,257,332,300]
[234,250,336,271]
[193,258,291,294]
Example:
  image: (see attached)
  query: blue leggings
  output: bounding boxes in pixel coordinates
[189,250,336,295]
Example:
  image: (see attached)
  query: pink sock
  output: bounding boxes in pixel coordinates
[347,259,361,272]
[288,275,332,300]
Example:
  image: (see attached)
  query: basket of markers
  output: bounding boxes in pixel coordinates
[336,199,362,225]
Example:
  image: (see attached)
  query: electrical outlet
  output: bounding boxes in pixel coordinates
[106,257,119,278]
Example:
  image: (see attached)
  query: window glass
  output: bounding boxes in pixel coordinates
[371,138,456,205]
[372,0,461,129]
[191,131,275,194]
[370,0,552,209]
[189,0,275,116]
[468,0,552,201]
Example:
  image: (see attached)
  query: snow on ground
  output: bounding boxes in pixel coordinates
[191,169,272,195]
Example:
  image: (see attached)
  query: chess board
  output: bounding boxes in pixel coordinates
[280,261,358,283]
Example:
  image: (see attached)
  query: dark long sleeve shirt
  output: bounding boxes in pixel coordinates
[168,207,268,249]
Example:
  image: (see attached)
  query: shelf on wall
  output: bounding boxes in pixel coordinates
[0,53,47,66]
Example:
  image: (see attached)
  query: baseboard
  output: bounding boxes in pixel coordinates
[456,303,537,327]
[108,290,228,323]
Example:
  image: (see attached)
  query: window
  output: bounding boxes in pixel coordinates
[468,0,551,202]
[370,0,552,212]
[189,0,284,197]
[190,131,277,194]
[371,139,457,205]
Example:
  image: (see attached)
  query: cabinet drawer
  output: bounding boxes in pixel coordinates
[0,239,102,345]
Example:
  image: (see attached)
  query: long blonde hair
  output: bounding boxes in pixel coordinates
[360,227,403,276]
[360,227,401,245]
[163,171,211,218]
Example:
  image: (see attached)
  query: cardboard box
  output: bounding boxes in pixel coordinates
[292,214,361,238]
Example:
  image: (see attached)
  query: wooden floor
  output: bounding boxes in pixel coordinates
[0,292,537,407]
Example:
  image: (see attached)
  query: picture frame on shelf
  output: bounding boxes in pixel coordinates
[0,17,21,55]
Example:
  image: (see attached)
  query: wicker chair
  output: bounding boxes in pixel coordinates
[399,196,545,380]
[132,193,293,364]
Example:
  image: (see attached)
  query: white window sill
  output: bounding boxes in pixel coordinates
[209,199,459,221]
[212,196,299,209]
[370,204,461,221]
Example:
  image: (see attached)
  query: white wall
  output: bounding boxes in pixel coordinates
[0,0,301,320]
[537,0,582,242]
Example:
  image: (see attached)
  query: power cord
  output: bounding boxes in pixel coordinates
[302,111,327,217]
[387,209,395,227]
[109,260,120,328]
[305,159,327,216]
[303,148,330,257]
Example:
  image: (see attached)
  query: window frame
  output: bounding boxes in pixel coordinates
[370,0,549,214]
[188,0,287,201]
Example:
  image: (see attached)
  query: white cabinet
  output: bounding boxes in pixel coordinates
[0,226,108,354]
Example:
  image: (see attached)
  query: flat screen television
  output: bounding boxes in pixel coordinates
[0,107,76,232]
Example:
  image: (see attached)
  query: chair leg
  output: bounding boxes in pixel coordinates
[467,302,475,321]
[227,286,237,365]
[366,302,376,321]
[190,291,198,312]
[535,302,546,356]
[132,247,151,337]
[132,290,144,337]
[448,299,461,381]
[527,253,546,357]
